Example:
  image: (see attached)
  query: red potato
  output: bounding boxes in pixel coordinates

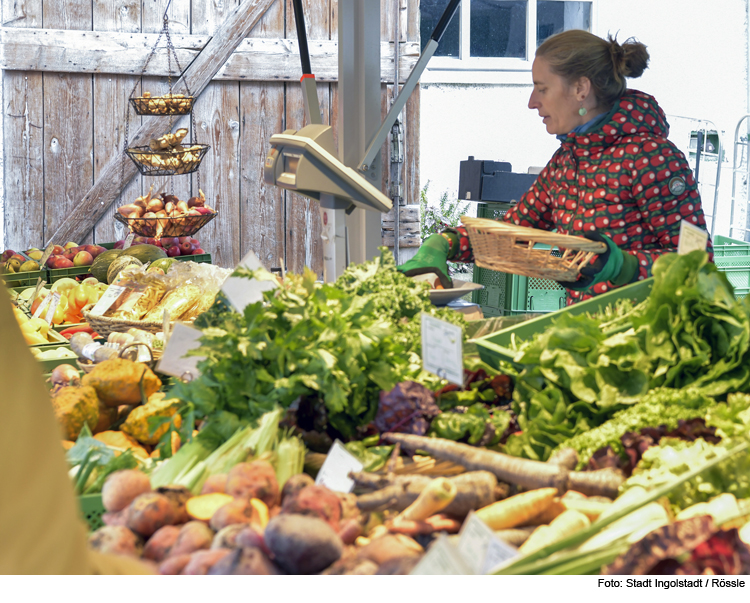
[356,534,423,566]
[126,492,176,537]
[158,553,193,575]
[226,460,279,507]
[235,526,269,555]
[102,508,131,527]
[168,521,214,557]
[208,547,282,575]
[155,485,192,524]
[281,484,342,531]
[200,474,228,495]
[88,525,143,557]
[209,497,267,533]
[280,473,314,504]
[338,518,364,545]
[102,469,152,513]
[143,525,181,562]
[264,514,343,575]
[180,549,233,575]
[211,524,248,550]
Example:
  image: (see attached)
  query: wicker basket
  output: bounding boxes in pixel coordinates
[114,211,216,238]
[83,308,194,339]
[126,144,210,176]
[77,341,162,373]
[129,95,194,116]
[461,216,607,281]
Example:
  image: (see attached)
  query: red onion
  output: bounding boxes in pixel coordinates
[50,364,81,387]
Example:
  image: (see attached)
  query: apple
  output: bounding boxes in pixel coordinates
[73,251,94,267]
[192,248,205,255]
[145,237,158,246]
[166,245,181,257]
[48,256,74,269]
[84,245,107,259]
[52,245,65,255]
[179,240,193,254]
[2,249,16,262]
[133,236,148,244]
[114,240,125,250]
[161,237,178,248]
[62,250,78,262]
[10,254,26,263]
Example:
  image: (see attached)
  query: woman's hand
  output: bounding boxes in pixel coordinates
[558,231,638,290]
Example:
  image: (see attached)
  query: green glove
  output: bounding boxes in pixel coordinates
[398,233,453,288]
[558,231,638,291]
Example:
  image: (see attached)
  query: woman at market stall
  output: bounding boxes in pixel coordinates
[400,30,712,303]
[0,285,153,575]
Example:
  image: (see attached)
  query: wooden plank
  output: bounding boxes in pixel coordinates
[2,0,43,250]
[47,0,279,245]
[190,0,241,269]
[0,29,421,82]
[240,0,285,270]
[382,232,420,247]
[382,205,419,221]
[381,222,419,234]
[284,0,328,277]
[405,81,419,206]
[92,0,142,246]
[42,0,94,246]
[143,0,190,35]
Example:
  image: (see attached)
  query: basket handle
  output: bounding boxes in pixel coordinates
[118,341,155,363]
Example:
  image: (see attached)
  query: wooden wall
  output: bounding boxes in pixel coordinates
[1,0,420,275]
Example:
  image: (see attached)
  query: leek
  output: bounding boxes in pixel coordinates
[275,433,306,488]
[149,437,215,488]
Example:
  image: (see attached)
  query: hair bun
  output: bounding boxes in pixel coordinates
[610,35,649,80]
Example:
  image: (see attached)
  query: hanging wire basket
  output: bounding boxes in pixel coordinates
[125,144,210,177]
[129,93,194,116]
[114,211,217,238]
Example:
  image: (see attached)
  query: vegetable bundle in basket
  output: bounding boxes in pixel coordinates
[461,216,607,281]
[126,128,210,176]
[129,91,193,116]
[116,187,216,238]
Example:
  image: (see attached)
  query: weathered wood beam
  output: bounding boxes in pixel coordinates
[0,28,419,83]
[47,0,278,245]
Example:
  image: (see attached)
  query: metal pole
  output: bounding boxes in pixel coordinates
[392,0,401,265]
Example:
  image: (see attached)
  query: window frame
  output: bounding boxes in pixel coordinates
[421,0,598,85]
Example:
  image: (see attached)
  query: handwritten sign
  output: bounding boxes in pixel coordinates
[410,535,471,575]
[421,313,463,386]
[155,323,205,381]
[122,233,136,250]
[678,220,709,255]
[221,249,278,312]
[315,440,363,493]
[89,285,126,316]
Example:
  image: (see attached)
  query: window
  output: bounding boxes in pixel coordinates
[421,0,595,82]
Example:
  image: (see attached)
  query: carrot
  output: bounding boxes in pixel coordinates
[387,514,462,536]
[519,509,590,555]
[382,432,624,498]
[185,492,234,521]
[395,477,457,523]
[475,488,558,530]
[520,497,565,526]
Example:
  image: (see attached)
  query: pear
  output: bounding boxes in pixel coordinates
[19,260,40,272]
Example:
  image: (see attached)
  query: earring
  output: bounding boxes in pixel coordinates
[579,104,588,117]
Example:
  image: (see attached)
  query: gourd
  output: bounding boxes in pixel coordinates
[90,248,123,283]
[107,255,143,284]
[50,385,100,440]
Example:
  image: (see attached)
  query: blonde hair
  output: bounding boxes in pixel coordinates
[536,30,649,107]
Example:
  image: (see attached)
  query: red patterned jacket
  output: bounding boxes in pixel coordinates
[455,89,712,303]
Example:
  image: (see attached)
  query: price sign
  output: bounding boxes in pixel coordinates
[43,292,61,325]
[155,323,205,381]
[122,233,135,250]
[410,535,471,575]
[89,284,127,316]
[315,440,363,493]
[482,535,520,575]
[39,243,56,269]
[677,220,709,255]
[455,511,519,574]
[221,249,278,312]
[421,313,463,386]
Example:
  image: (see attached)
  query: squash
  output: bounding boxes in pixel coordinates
[93,431,150,459]
[50,385,100,440]
[82,358,162,407]
[122,244,168,264]
[90,248,124,283]
[120,392,182,445]
[149,258,176,274]
[107,255,143,284]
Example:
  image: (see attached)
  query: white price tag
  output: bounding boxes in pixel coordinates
[455,511,519,574]
[421,313,463,386]
[221,250,278,312]
[315,440,363,493]
[482,535,520,574]
[122,233,135,250]
[32,291,53,318]
[410,535,471,575]
[677,220,709,255]
[89,284,127,316]
[155,323,205,381]
[43,291,61,324]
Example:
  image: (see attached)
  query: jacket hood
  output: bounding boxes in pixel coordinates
[564,90,670,148]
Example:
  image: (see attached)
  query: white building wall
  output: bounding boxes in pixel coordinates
[419,0,749,238]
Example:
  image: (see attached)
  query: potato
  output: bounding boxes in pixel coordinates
[322,549,379,576]
[168,521,214,557]
[226,460,279,507]
[156,485,192,524]
[102,469,152,513]
[143,525,181,562]
[207,547,282,575]
[264,514,343,575]
[180,549,233,575]
[375,556,423,575]
[126,492,176,537]
[88,525,143,557]
[102,508,131,527]
[338,518,364,545]
[281,484,342,531]
[234,526,268,554]
[208,497,264,532]
[280,473,314,504]
[200,473,228,495]
[211,524,248,550]
[356,534,423,566]
[158,553,192,575]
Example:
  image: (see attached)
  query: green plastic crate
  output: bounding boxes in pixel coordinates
[79,494,106,532]
[2,251,47,287]
[37,351,79,374]
[100,242,211,264]
[470,202,567,316]
[47,266,93,283]
[713,235,750,257]
[475,278,654,368]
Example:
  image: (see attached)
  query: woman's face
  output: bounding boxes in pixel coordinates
[528,56,582,136]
